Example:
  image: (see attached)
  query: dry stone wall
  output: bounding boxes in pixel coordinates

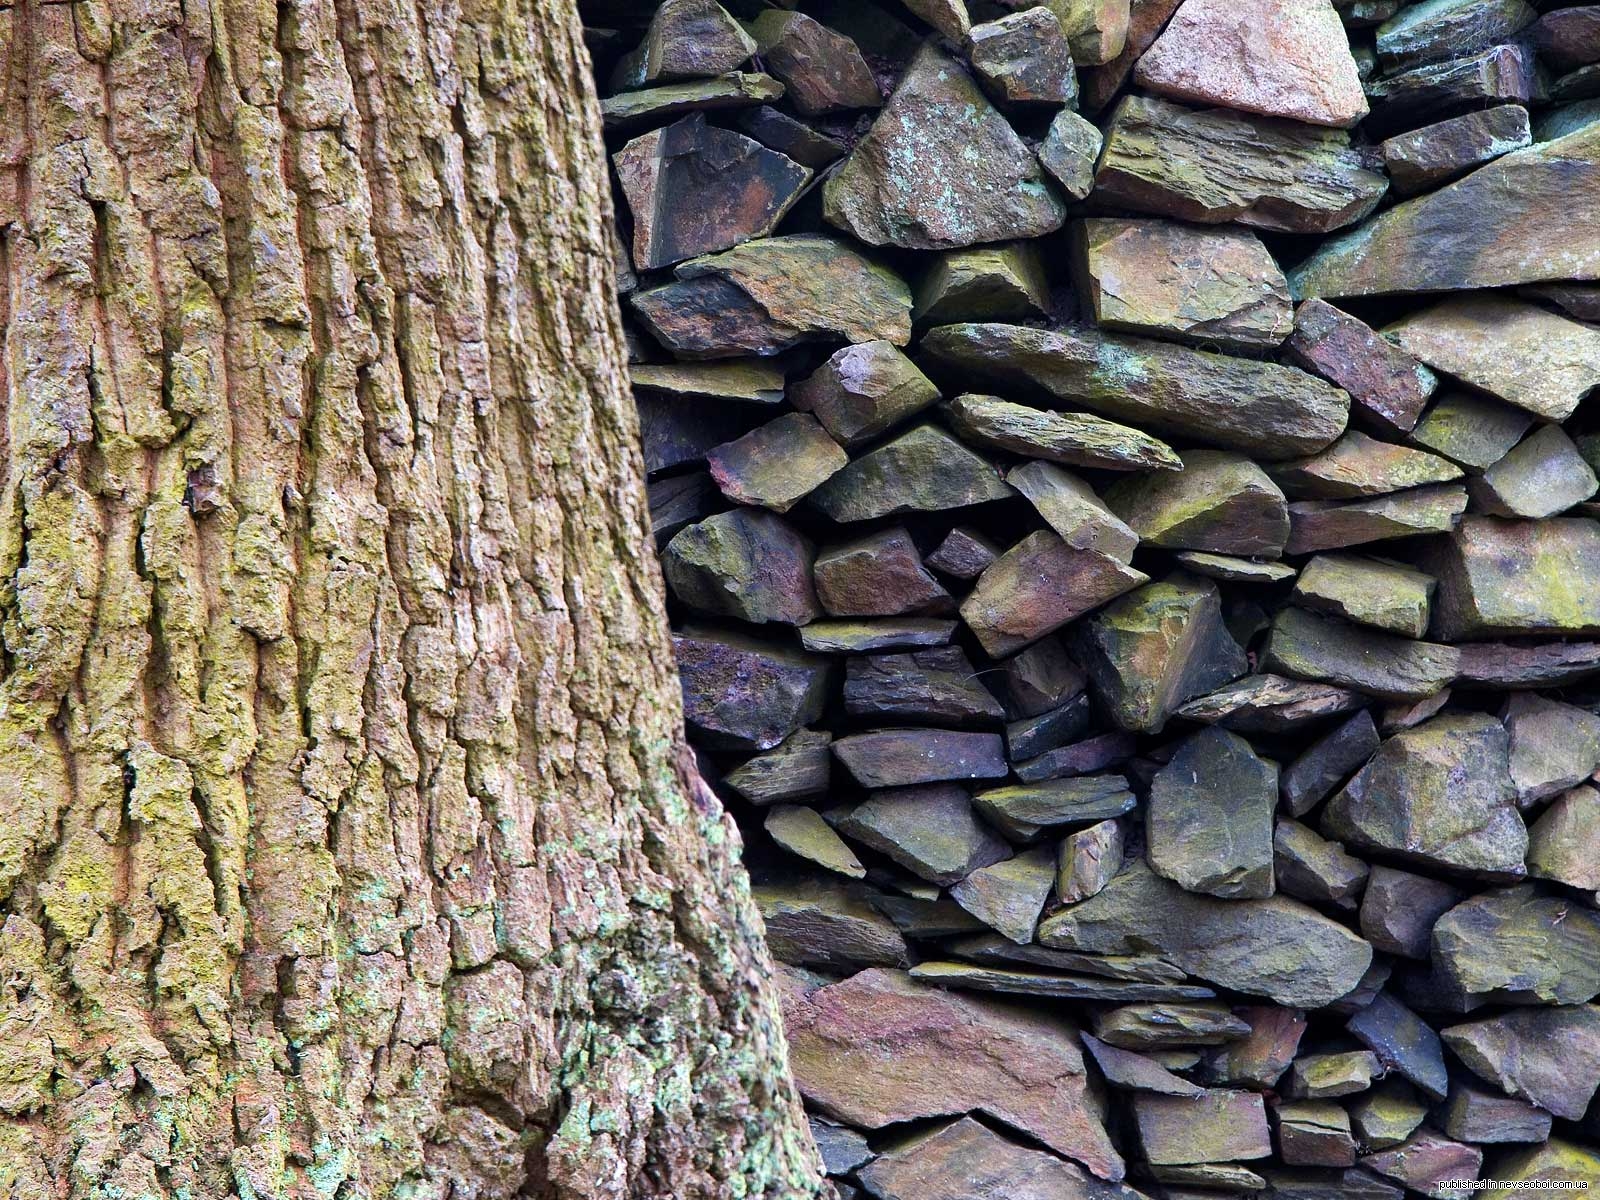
[586,0,1600,1194]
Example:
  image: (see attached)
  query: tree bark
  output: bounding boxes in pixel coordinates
[0,2,823,1197]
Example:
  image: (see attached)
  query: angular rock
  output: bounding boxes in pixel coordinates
[974,776,1137,842]
[1442,1083,1554,1145]
[1282,709,1381,817]
[1263,606,1460,702]
[791,340,941,448]
[873,894,989,940]
[1199,1007,1305,1090]
[1533,6,1600,73]
[1285,300,1437,434]
[1277,1101,1359,1168]
[1005,695,1092,762]
[780,968,1122,1178]
[1071,575,1248,733]
[754,879,909,971]
[734,106,846,169]
[1432,885,1600,1006]
[1134,1090,1272,1165]
[1381,688,1452,734]
[631,235,911,358]
[921,322,1350,459]
[705,413,846,511]
[1503,693,1600,807]
[631,360,786,405]
[648,473,715,551]
[812,1118,873,1177]
[1286,484,1468,554]
[1291,121,1600,298]
[1442,1006,1600,1120]
[1094,94,1387,234]
[1096,1002,1251,1049]
[609,0,755,90]
[857,1116,1143,1200]
[943,932,1187,983]
[766,806,866,879]
[1324,712,1525,879]
[833,728,1008,789]
[1374,0,1535,72]
[1001,637,1088,719]
[1149,728,1277,900]
[601,72,786,131]
[1381,105,1532,195]
[949,393,1183,473]
[1058,819,1126,904]
[1080,0,1184,112]
[1274,818,1369,907]
[613,115,810,270]
[950,847,1057,943]
[1073,218,1294,350]
[1176,674,1365,735]
[844,646,1004,726]
[1107,450,1289,557]
[1347,991,1449,1100]
[1410,392,1532,473]
[837,784,1011,886]
[1007,468,1135,568]
[1428,516,1600,639]
[1366,43,1538,131]
[962,531,1150,658]
[1473,424,1599,519]
[675,628,831,750]
[747,11,881,116]
[1527,785,1600,891]
[1082,1032,1203,1096]
[1134,0,1368,127]
[1360,1131,1482,1197]
[810,424,1013,522]
[1270,431,1462,500]
[1039,860,1374,1007]
[822,45,1066,251]
[725,729,832,805]
[637,392,766,474]
[1455,639,1600,688]
[662,508,820,625]
[1038,108,1105,201]
[966,8,1078,107]
[926,527,1000,580]
[1480,1141,1600,1200]
[1351,1082,1431,1151]
[800,618,958,653]
[1359,866,1465,961]
[1387,296,1600,423]
[1053,0,1131,64]
[1172,552,1298,585]
[900,0,972,39]
[1286,1050,1381,1099]
[1292,554,1435,638]
[914,243,1051,324]
[814,527,952,618]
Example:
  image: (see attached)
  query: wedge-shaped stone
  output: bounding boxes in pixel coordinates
[901,0,972,39]
[948,393,1182,473]
[1360,1131,1482,1197]
[962,531,1149,658]
[1287,485,1467,554]
[1533,6,1600,73]
[614,114,810,270]
[1292,554,1435,638]
[1366,43,1538,131]
[1432,885,1600,1006]
[1001,637,1088,719]
[1071,575,1248,733]
[814,527,951,618]
[1093,95,1388,233]
[926,526,999,579]
[724,729,831,805]
[1080,0,1183,112]
[921,322,1350,459]
[833,728,1008,788]
[765,806,865,879]
[1359,865,1465,960]
[790,340,940,447]
[1039,108,1105,200]
[631,235,911,358]
[1285,300,1437,434]
[1172,552,1297,585]
[1427,516,1600,639]
[609,0,755,90]
[662,508,820,625]
[1039,860,1374,1007]
[1287,1050,1380,1099]
[706,412,846,511]
[1177,674,1364,734]
[1263,606,1459,702]
[636,392,765,474]
[754,879,908,972]
[1274,818,1368,907]
[780,968,1123,1178]
[800,617,957,653]
[1149,728,1277,900]
[747,10,881,116]
[822,44,1066,250]
[601,73,786,131]
[1322,712,1525,879]
[1504,693,1600,807]
[914,243,1051,324]
[1058,819,1126,904]
[1133,0,1368,127]
[1386,296,1600,422]
[1053,0,1131,64]
[1107,450,1289,556]
[1073,218,1294,349]
[1473,424,1599,519]
[838,784,1010,886]
[1283,709,1381,817]
[674,628,831,750]
[1096,1002,1250,1048]
[810,424,1013,521]
[735,106,846,168]
[630,360,785,405]
[1527,785,1600,891]
[1381,105,1532,195]
[1374,0,1535,71]
[1410,392,1532,472]
[1082,1033,1202,1095]
[1347,992,1448,1100]
[1291,121,1600,298]
[966,8,1078,106]
[1441,1006,1600,1120]
[1005,695,1091,762]
[950,846,1057,943]
[1200,1007,1306,1090]
[844,646,1004,726]
[1008,462,1139,563]
[1350,1083,1430,1153]
[943,932,1186,983]
[1135,1090,1272,1165]
[1270,431,1462,500]
[974,776,1137,842]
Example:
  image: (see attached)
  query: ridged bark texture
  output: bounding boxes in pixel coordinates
[0,2,823,1197]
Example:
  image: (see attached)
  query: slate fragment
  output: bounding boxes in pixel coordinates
[1282,709,1381,817]
[966,8,1079,107]
[674,628,831,750]
[811,1118,873,1177]
[754,879,910,971]
[1079,0,1183,113]
[914,243,1051,324]
[949,846,1058,943]
[1380,105,1532,195]
[1373,0,1535,71]
[724,729,832,805]
[608,0,756,90]
[766,806,866,879]
[1148,727,1277,900]
[800,618,958,653]
[1431,885,1600,1006]
[1284,299,1437,434]
[833,728,1008,788]
[1270,431,1462,500]
[1001,637,1088,719]
[1263,606,1460,702]
[601,72,786,130]
[791,340,940,448]
[1096,1002,1251,1049]
[1472,424,1599,519]
[662,508,820,625]
[1503,693,1600,807]
[925,526,999,579]
[1005,695,1093,762]
[810,424,1013,522]
[1442,1083,1554,1145]
[1277,1101,1359,1168]
[1134,1090,1272,1165]
[814,527,952,618]
[1359,866,1465,960]
[1039,108,1106,200]
[1286,1050,1381,1099]
[1286,485,1467,554]
[705,412,846,512]
[844,646,1005,726]
[1347,991,1449,1100]
[949,393,1183,473]
[631,360,786,405]
[1176,674,1364,735]
[1082,1032,1202,1096]
[837,784,1010,886]
[1107,449,1289,556]
[1197,1007,1305,1090]
[1351,1082,1431,1152]
[1292,554,1435,638]
[747,10,881,115]
[1058,819,1126,904]
[1366,43,1539,131]
[1427,516,1600,639]
[974,776,1137,842]
[1054,0,1131,64]
[1441,1006,1600,1120]
[1526,785,1600,892]
[1479,1141,1600,1200]
[1172,552,1298,585]
[1274,818,1368,908]
[1360,1130,1483,1198]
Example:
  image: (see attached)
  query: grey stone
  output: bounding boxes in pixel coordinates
[1148,728,1277,900]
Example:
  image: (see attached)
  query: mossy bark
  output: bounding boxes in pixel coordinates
[0,3,823,1197]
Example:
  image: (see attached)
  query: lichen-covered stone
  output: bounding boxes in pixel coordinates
[1058,819,1126,904]
[1442,1006,1600,1120]
[1282,709,1381,816]
[966,8,1079,107]
[1286,1050,1381,1099]
[1274,818,1369,907]
[921,322,1350,459]
[1366,43,1538,130]
[1472,424,1599,519]
[1431,885,1600,1006]
[1133,0,1368,127]
[1427,516,1600,639]
[948,393,1183,473]
[790,340,940,448]
[705,412,847,511]
[1107,449,1289,556]
[1134,1090,1273,1165]
[1410,392,1532,473]
[1480,1141,1600,1200]
[1503,693,1600,807]
[1149,727,1277,900]
[1285,300,1437,434]
[1263,606,1460,702]
[814,526,952,619]
[765,806,866,879]
[724,729,832,805]
[662,508,821,625]
[1270,431,1462,500]
[1287,484,1467,554]
[1373,0,1536,72]
[600,72,786,130]
[747,10,882,115]
[1321,712,1526,879]
[1292,554,1435,638]
[950,846,1057,943]
[1071,575,1248,733]
[609,0,757,90]
[1094,94,1388,233]
[1073,218,1294,349]
[974,776,1137,842]
[754,879,909,971]
[810,424,1013,521]
[1051,0,1132,64]
[822,45,1067,250]
[1080,0,1184,111]
[914,243,1052,324]
[1172,552,1298,585]
[674,627,832,749]
[800,617,958,653]
[1039,108,1106,200]
[1009,463,1140,564]
[1177,674,1365,734]
[1360,1130,1483,1197]
[837,784,1010,886]
[1278,1101,1359,1168]
[1096,1002,1251,1049]
[1351,1082,1431,1151]
[1381,104,1532,195]
[1201,1007,1307,1089]
[1526,785,1600,891]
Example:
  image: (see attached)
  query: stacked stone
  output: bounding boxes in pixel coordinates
[589,0,1600,1195]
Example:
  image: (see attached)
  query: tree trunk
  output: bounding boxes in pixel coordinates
[0,2,822,1196]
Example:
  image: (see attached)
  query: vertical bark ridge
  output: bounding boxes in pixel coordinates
[0,2,823,1197]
